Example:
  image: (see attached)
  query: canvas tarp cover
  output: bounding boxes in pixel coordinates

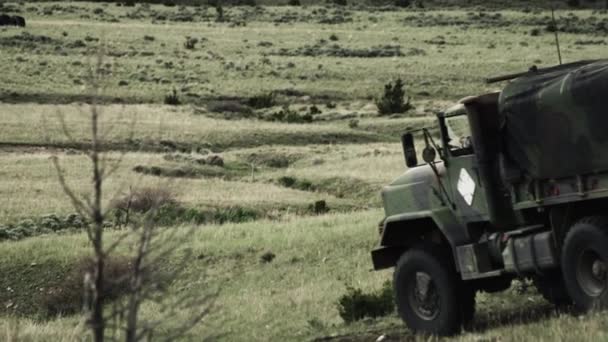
[498,59,608,179]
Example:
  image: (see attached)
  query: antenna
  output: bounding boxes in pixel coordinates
[551,5,563,65]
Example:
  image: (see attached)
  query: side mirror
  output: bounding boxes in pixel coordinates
[422,146,437,163]
[401,133,418,168]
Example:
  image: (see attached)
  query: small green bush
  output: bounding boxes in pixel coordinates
[288,0,301,5]
[309,200,329,214]
[42,256,133,317]
[207,100,254,116]
[277,176,314,191]
[110,187,177,213]
[337,281,394,323]
[375,78,412,115]
[184,36,198,49]
[0,213,89,242]
[247,92,276,109]
[395,0,411,7]
[266,105,312,123]
[164,88,181,105]
[236,0,256,5]
[567,0,581,7]
[154,204,259,226]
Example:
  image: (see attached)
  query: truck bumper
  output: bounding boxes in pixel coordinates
[371,246,403,270]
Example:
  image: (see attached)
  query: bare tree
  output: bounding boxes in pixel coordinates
[51,47,216,342]
[51,49,110,342]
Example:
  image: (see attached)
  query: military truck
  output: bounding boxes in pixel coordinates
[371,60,608,336]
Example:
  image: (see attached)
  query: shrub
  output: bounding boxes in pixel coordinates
[164,88,181,105]
[247,92,276,109]
[348,119,359,129]
[331,0,347,5]
[246,153,292,168]
[309,200,329,214]
[567,0,581,7]
[236,0,257,5]
[154,204,259,226]
[309,105,322,115]
[110,187,177,213]
[184,36,198,50]
[375,78,412,115]
[277,176,314,191]
[0,213,89,241]
[337,281,394,323]
[395,0,411,7]
[207,100,254,116]
[288,0,301,5]
[266,105,312,123]
[260,251,276,263]
[42,256,134,317]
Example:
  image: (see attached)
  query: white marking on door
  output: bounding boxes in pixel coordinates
[457,168,476,206]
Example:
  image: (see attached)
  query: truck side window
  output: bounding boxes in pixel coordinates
[446,115,474,156]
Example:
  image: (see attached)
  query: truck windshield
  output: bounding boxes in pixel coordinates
[445,115,473,155]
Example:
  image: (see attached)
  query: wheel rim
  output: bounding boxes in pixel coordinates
[407,271,440,321]
[576,249,607,297]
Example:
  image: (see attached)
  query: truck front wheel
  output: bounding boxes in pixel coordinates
[394,244,475,336]
[562,217,608,312]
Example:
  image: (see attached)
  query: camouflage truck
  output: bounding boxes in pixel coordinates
[371,60,608,335]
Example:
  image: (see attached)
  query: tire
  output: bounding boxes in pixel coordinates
[533,270,572,308]
[393,244,475,336]
[562,216,608,312]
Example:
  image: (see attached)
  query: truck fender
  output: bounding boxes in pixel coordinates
[372,211,457,270]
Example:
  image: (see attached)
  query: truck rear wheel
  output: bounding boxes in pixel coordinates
[562,217,608,312]
[394,244,475,336]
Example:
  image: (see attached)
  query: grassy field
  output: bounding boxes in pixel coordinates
[1,1,608,341]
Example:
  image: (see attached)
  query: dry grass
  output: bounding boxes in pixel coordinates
[0,151,361,222]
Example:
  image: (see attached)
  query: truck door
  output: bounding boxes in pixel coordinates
[443,112,489,223]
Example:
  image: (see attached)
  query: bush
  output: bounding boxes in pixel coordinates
[266,105,312,123]
[42,256,133,317]
[207,100,254,116]
[277,176,313,191]
[395,0,410,7]
[288,0,301,5]
[337,281,394,323]
[567,0,581,7]
[247,92,276,109]
[184,36,198,49]
[164,88,181,105]
[110,187,177,213]
[236,0,256,5]
[309,200,329,214]
[0,213,89,242]
[375,78,412,115]
[154,204,259,226]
